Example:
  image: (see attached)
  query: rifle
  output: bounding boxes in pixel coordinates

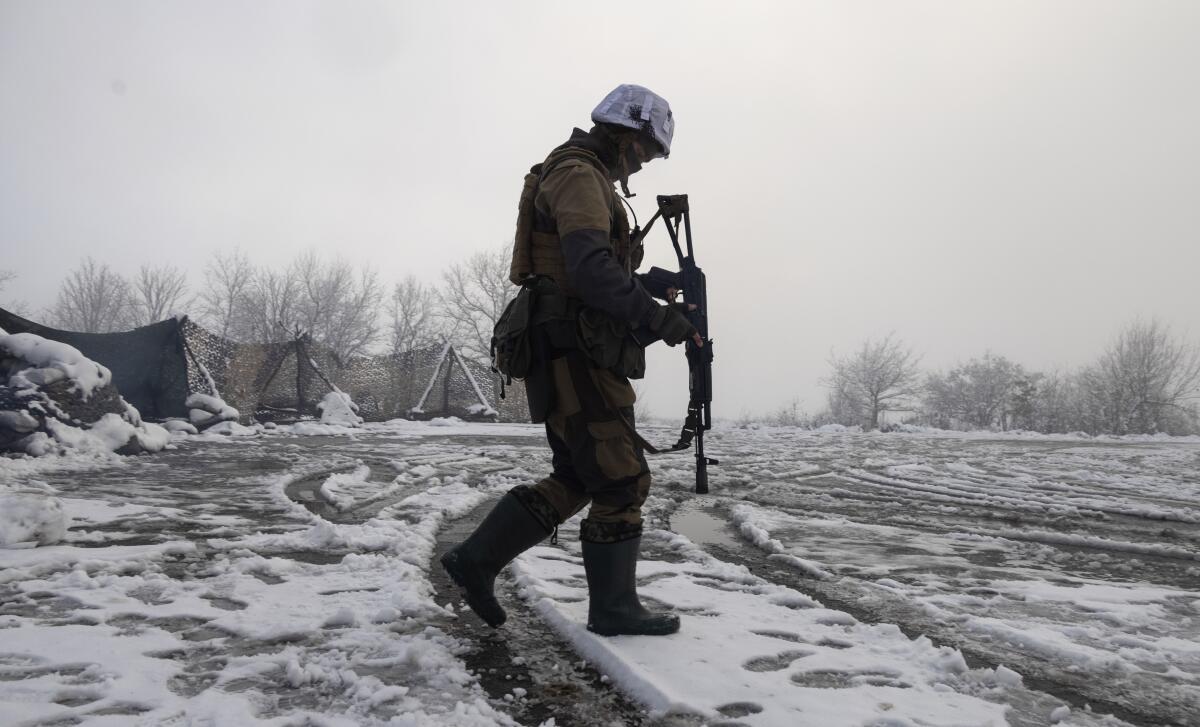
[637,194,717,494]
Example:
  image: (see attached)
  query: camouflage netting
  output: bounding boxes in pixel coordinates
[0,308,528,423]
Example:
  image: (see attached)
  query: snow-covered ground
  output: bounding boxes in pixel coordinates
[1,421,1196,726]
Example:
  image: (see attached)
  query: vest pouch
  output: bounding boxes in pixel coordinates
[617,337,647,380]
[576,308,624,371]
[576,308,645,379]
[491,285,537,380]
[508,165,542,285]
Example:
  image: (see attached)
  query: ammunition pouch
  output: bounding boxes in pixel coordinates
[576,308,646,380]
[491,283,538,381]
[530,280,579,351]
[501,277,649,423]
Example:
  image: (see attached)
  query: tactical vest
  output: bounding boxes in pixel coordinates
[509,147,642,297]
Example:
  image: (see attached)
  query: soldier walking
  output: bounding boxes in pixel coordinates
[441,84,698,637]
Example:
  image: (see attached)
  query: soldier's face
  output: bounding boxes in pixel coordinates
[623,137,662,179]
[631,137,663,163]
[622,141,645,177]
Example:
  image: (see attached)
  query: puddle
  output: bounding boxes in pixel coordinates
[671,506,742,550]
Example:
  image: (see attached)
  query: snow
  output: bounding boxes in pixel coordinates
[0,441,523,725]
[513,524,1010,726]
[0,481,68,547]
[161,417,199,435]
[197,420,259,437]
[317,464,371,512]
[36,412,171,455]
[701,426,1200,724]
[466,402,499,417]
[319,390,364,426]
[0,331,110,399]
[2,420,1195,725]
[185,391,240,428]
[1,330,170,456]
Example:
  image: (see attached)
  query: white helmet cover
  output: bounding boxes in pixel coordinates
[591,84,674,158]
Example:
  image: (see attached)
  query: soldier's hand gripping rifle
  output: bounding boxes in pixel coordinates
[639,194,717,494]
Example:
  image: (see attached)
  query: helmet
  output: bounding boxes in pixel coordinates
[591,84,674,158]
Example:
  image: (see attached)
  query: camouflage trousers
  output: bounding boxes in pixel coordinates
[512,351,651,544]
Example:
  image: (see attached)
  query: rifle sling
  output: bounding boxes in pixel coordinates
[564,351,696,456]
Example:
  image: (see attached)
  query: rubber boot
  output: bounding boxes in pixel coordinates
[582,536,680,636]
[440,493,552,627]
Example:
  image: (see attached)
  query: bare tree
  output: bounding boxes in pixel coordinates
[48,258,134,332]
[130,265,192,326]
[236,264,300,344]
[770,397,810,427]
[924,353,1022,430]
[1087,318,1200,435]
[388,275,440,354]
[199,249,254,338]
[0,269,29,316]
[823,376,866,427]
[438,243,512,364]
[824,334,922,430]
[1008,372,1042,431]
[1033,370,1079,434]
[292,252,383,359]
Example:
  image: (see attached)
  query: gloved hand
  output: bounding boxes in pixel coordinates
[647,303,697,347]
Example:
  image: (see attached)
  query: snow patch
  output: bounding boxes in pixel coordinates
[1,331,169,456]
[318,390,364,427]
[186,391,240,428]
[0,482,68,547]
[512,524,1010,726]
[0,331,110,399]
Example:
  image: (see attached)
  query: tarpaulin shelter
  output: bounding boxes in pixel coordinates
[0,308,190,420]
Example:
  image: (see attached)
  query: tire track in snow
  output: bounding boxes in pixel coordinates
[667,498,1182,727]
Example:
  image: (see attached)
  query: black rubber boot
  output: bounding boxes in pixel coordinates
[582,536,680,636]
[440,492,552,628]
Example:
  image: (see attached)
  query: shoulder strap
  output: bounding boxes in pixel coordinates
[539,147,607,185]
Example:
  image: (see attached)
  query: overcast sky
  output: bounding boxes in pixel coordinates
[2,0,1198,419]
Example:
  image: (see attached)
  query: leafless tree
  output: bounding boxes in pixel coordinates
[236,265,300,344]
[770,397,811,427]
[1033,370,1079,433]
[1086,318,1200,435]
[438,243,512,364]
[822,377,866,428]
[48,257,134,333]
[291,252,383,359]
[130,265,192,326]
[924,353,1022,430]
[1008,372,1042,431]
[824,334,922,430]
[0,269,29,317]
[199,249,254,338]
[388,275,440,354]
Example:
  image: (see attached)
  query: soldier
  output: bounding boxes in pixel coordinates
[441,84,698,637]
